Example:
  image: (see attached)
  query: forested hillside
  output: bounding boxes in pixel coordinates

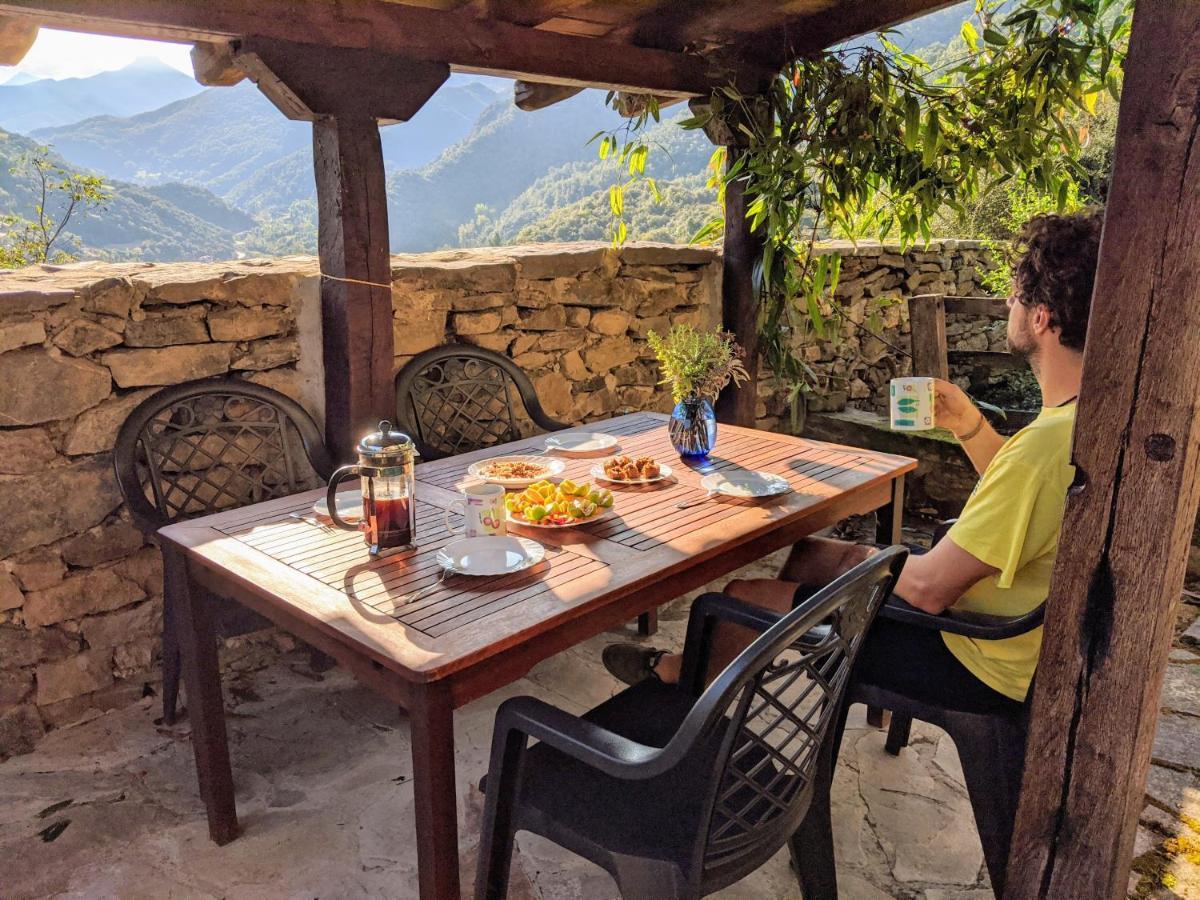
[0,128,250,261]
[456,113,717,246]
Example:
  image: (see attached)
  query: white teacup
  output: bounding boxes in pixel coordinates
[890,377,936,431]
[446,482,507,538]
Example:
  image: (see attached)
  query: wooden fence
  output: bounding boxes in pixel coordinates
[907,294,1015,379]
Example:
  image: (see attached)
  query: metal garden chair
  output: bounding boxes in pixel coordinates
[113,378,335,724]
[474,547,907,900]
[393,343,568,462]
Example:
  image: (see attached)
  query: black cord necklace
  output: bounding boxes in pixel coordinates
[1053,394,1079,407]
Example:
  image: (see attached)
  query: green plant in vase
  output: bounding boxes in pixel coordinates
[647,324,749,457]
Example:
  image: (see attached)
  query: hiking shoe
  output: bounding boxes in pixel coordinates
[602,643,666,686]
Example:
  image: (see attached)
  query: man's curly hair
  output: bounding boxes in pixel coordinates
[1011,209,1104,351]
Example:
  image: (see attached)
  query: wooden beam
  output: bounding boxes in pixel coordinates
[739,0,959,68]
[513,80,582,111]
[715,145,764,428]
[908,295,949,380]
[0,0,744,97]
[189,41,244,86]
[0,13,36,64]
[232,37,448,123]
[1006,2,1200,897]
[313,114,395,459]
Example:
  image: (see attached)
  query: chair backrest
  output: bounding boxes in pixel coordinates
[672,547,906,889]
[394,344,566,461]
[114,378,335,533]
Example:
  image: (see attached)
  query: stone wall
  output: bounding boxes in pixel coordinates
[0,239,991,757]
[0,259,322,757]
[387,243,719,422]
[756,240,999,428]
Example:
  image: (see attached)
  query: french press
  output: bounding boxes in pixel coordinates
[326,421,419,555]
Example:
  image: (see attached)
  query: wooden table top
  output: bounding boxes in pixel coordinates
[160,413,914,683]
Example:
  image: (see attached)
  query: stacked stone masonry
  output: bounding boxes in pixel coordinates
[0,240,993,757]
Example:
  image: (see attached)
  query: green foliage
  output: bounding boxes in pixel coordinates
[1,146,109,268]
[600,0,1130,402]
[646,324,750,404]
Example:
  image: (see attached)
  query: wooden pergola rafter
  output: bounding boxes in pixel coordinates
[2,3,1198,899]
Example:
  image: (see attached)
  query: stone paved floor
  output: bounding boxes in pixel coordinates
[1,547,1196,899]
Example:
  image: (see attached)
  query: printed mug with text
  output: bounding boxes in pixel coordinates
[889,377,936,431]
[446,482,507,538]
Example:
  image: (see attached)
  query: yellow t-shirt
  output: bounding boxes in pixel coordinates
[942,403,1076,702]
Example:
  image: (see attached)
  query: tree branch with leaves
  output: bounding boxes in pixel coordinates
[596,0,1130,419]
[0,148,110,269]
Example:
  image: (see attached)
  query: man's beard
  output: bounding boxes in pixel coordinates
[1008,321,1041,375]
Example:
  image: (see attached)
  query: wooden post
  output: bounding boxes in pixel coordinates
[908,295,949,379]
[232,39,448,457]
[715,146,765,427]
[1006,3,1200,896]
[313,115,396,459]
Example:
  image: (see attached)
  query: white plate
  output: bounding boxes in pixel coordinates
[544,432,619,455]
[467,455,566,487]
[590,461,674,485]
[313,491,361,522]
[435,536,545,576]
[507,505,618,529]
[700,471,792,498]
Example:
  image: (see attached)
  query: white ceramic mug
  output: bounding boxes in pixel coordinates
[890,377,936,431]
[446,482,507,538]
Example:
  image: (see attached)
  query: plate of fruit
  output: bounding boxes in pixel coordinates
[505,479,616,528]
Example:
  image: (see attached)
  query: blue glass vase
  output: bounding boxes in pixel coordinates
[669,397,717,458]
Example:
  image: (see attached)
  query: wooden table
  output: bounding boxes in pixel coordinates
[158,412,914,899]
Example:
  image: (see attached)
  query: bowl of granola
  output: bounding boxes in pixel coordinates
[467,455,566,487]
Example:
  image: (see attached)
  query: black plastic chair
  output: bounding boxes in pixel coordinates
[394,344,568,461]
[850,521,1044,895]
[474,547,908,900]
[852,600,1042,896]
[114,378,335,724]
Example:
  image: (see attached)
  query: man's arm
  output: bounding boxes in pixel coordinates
[934,379,1007,476]
[892,536,998,614]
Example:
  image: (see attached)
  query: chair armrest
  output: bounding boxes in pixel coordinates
[878,594,1045,639]
[678,592,831,695]
[931,518,958,547]
[492,695,662,780]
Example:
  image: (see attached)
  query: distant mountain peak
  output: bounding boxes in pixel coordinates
[123,56,185,74]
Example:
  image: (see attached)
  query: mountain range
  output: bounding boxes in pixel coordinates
[0,3,977,263]
[0,58,204,133]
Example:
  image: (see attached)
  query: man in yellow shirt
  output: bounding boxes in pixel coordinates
[604,210,1102,711]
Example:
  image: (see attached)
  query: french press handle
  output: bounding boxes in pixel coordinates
[325,464,362,531]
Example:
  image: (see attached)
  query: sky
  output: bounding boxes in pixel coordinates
[0,28,193,83]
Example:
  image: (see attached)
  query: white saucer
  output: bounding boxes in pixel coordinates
[544,432,619,455]
[590,461,674,484]
[435,536,545,576]
[467,455,566,487]
[700,471,791,498]
[313,491,361,522]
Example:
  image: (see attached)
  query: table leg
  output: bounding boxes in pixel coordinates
[869,475,906,732]
[878,474,905,545]
[409,682,460,900]
[164,544,239,845]
[636,610,658,636]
